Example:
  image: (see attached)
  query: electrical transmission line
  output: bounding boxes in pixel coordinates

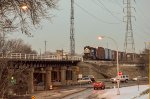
[123,0,136,54]
[96,0,122,22]
[75,2,120,24]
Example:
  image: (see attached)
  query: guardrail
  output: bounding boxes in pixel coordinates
[0,53,83,61]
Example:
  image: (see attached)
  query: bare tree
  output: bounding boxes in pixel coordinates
[0,38,37,98]
[0,58,31,98]
[0,58,12,98]
[5,38,37,54]
[0,0,58,35]
[0,0,58,98]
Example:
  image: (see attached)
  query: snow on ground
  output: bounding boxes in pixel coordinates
[98,85,149,99]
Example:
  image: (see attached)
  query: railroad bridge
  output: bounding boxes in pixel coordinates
[0,53,82,94]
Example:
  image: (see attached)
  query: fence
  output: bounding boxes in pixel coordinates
[0,53,83,61]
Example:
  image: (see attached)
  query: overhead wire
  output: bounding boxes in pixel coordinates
[115,0,123,8]
[99,0,149,40]
[129,1,150,37]
[96,0,122,22]
[135,1,150,29]
[104,0,123,9]
[133,22,150,36]
[120,0,149,51]
[74,2,120,24]
[122,0,149,44]
[134,14,150,35]
[91,0,121,15]
[97,0,149,51]
[91,0,104,10]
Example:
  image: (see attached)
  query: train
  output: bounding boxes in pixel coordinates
[83,46,139,61]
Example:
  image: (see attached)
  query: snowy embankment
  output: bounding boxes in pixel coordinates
[92,85,149,99]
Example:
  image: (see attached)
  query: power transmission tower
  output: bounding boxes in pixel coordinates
[70,0,75,55]
[123,0,136,54]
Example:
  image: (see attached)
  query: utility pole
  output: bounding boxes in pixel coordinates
[44,40,47,54]
[39,48,41,55]
[70,0,75,55]
[123,0,136,54]
[148,42,150,99]
[62,48,63,59]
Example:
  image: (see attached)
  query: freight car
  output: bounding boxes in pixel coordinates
[104,48,112,60]
[96,47,105,60]
[83,46,138,61]
[83,46,113,61]
[111,50,116,61]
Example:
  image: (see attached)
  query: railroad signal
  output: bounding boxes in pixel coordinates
[11,76,16,85]
[118,71,122,76]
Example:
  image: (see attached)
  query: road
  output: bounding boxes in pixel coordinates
[63,80,148,99]
[62,88,93,99]
[63,88,114,99]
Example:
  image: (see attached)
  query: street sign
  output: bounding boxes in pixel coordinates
[118,71,122,76]
[78,74,82,78]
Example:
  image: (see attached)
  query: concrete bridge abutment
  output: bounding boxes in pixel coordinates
[45,67,52,90]
[27,68,34,94]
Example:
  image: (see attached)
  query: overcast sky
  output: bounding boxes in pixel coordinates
[8,0,150,54]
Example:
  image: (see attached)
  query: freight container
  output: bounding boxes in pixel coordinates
[112,50,117,61]
[134,53,140,59]
[108,49,112,60]
[118,51,121,61]
[104,48,109,60]
[119,52,126,61]
[96,47,105,60]
[122,52,126,61]
[126,53,134,61]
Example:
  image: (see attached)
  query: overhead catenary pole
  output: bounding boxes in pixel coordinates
[70,0,75,55]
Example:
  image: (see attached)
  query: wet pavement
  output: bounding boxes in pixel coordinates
[31,87,88,99]
[8,80,148,99]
